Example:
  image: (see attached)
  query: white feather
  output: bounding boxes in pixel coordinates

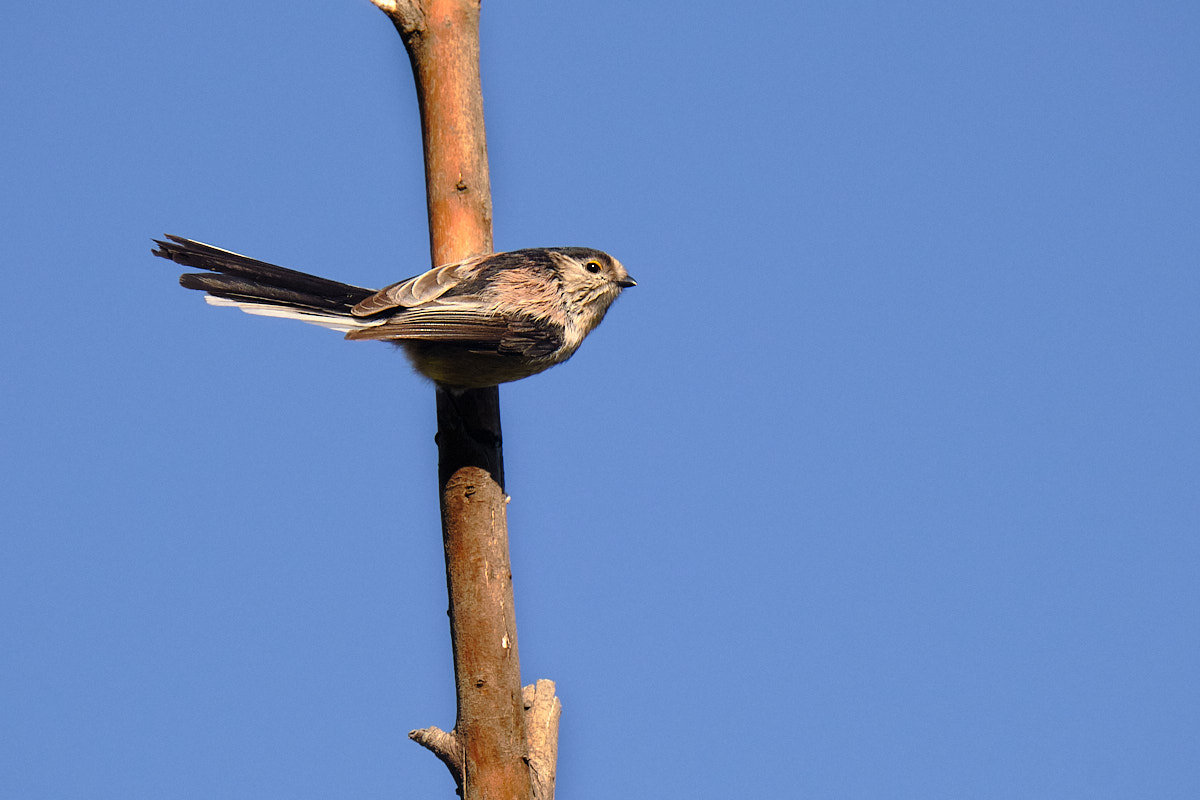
[204,296,383,334]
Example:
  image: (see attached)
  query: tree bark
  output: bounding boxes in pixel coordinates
[365,2,558,798]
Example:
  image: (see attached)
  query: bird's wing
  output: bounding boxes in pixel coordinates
[351,256,490,317]
[346,304,507,342]
[344,302,564,357]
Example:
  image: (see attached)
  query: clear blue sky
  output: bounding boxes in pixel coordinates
[3,2,1198,797]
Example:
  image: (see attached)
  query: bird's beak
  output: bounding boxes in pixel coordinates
[617,277,637,288]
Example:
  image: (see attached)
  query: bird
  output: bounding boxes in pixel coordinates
[152,235,635,389]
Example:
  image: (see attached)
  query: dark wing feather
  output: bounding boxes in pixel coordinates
[345,307,511,343]
[498,317,565,358]
[345,306,565,356]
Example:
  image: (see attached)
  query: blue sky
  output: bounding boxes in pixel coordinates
[3,2,1198,797]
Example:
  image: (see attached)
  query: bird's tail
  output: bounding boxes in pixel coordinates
[152,235,380,334]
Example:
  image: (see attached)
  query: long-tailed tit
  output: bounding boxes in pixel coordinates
[152,236,635,389]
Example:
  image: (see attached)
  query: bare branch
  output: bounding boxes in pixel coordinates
[523,681,562,800]
[370,1,558,797]
[410,725,466,789]
[367,0,426,36]
[439,468,530,797]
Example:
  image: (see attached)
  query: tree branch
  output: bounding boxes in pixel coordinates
[410,725,465,786]
[523,680,562,800]
[366,2,554,798]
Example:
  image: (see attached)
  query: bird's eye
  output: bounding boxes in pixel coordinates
[585,261,602,274]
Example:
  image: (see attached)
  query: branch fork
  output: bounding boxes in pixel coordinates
[410,680,560,800]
